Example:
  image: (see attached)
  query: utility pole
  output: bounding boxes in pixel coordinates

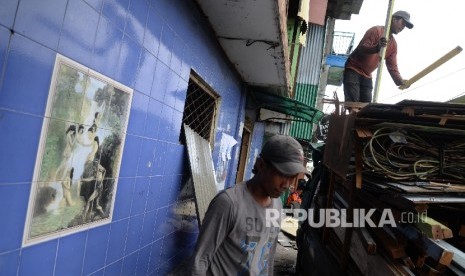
[373,0,395,103]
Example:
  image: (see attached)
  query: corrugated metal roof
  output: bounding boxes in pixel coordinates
[290,24,325,141]
[296,24,325,85]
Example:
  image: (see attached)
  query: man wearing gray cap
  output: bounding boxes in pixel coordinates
[343,10,414,103]
[191,135,307,275]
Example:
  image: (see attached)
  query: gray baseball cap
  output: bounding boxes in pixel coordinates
[392,10,413,29]
[260,135,307,175]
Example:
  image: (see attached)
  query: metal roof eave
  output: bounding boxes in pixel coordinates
[250,89,324,123]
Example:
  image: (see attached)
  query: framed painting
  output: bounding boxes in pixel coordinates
[23,54,133,246]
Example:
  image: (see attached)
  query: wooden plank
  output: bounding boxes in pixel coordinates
[396,225,454,267]
[459,225,465,237]
[371,227,407,260]
[359,228,377,255]
[332,226,413,275]
[435,240,465,274]
[414,216,453,240]
[399,46,463,89]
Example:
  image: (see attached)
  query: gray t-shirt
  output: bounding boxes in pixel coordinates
[191,181,282,276]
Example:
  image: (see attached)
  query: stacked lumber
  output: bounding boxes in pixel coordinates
[315,100,465,275]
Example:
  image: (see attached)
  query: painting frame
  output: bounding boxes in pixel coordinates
[23,54,133,246]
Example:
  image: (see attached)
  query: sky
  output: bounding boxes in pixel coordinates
[324,0,465,109]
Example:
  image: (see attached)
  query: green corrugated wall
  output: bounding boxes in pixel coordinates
[290,83,318,141]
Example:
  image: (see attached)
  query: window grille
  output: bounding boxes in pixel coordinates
[181,72,219,142]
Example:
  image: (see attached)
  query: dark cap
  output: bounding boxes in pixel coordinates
[260,135,307,176]
[392,10,413,29]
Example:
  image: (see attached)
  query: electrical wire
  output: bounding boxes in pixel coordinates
[362,127,465,182]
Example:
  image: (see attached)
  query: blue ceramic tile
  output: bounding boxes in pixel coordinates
[125,0,148,46]
[59,0,99,67]
[156,263,173,276]
[18,240,57,276]
[158,176,173,207]
[14,0,67,50]
[127,90,148,136]
[130,177,149,215]
[114,34,141,88]
[92,16,123,79]
[84,0,104,12]
[89,268,105,276]
[154,0,178,37]
[121,251,138,276]
[140,210,156,245]
[170,36,183,74]
[158,26,174,67]
[0,26,9,74]
[83,225,110,275]
[102,0,129,32]
[137,138,155,177]
[160,233,177,263]
[119,134,142,178]
[0,183,29,253]
[125,214,143,254]
[0,0,19,28]
[135,245,151,276]
[103,259,122,276]
[152,142,166,176]
[179,51,192,82]
[171,110,183,143]
[55,231,87,276]
[0,35,55,116]
[143,8,163,56]
[144,98,163,139]
[163,70,178,109]
[106,218,129,264]
[157,104,173,142]
[0,250,20,276]
[174,79,187,112]
[163,144,176,175]
[0,111,42,183]
[134,49,156,96]
[148,238,162,273]
[145,176,162,212]
[153,206,168,240]
[150,60,169,102]
[112,178,135,220]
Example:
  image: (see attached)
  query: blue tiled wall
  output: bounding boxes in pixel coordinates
[0,0,248,275]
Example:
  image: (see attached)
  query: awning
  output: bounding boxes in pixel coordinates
[250,89,324,123]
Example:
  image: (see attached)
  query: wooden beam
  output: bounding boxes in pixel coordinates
[397,225,454,267]
[359,228,377,255]
[414,215,453,240]
[435,240,465,274]
[399,46,463,90]
[371,227,406,260]
[459,225,465,237]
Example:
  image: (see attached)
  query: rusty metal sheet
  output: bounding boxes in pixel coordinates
[323,113,356,179]
[184,124,218,226]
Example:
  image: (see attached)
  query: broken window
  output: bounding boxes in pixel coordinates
[180,71,220,144]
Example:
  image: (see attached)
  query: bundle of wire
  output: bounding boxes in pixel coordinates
[362,127,465,182]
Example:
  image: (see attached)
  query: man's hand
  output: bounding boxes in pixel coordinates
[398,79,411,90]
[377,37,387,51]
